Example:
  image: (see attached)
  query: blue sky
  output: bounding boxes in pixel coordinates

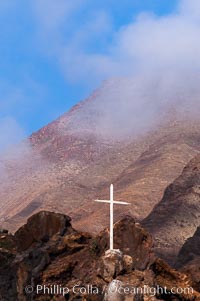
[0,0,180,149]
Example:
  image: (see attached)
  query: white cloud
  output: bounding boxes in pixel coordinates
[116,12,200,72]
[31,0,200,137]
[31,0,200,82]
[179,0,200,20]
[31,0,87,54]
[32,0,83,31]
[0,116,26,152]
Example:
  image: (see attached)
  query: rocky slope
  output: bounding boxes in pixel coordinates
[0,80,200,233]
[142,153,200,265]
[0,211,199,301]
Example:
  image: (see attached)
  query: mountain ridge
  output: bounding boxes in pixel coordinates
[0,81,200,234]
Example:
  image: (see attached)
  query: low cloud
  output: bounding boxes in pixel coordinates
[0,76,47,152]
[59,0,200,83]
[0,116,26,152]
[0,116,28,184]
[47,0,200,137]
[31,0,199,82]
[2,0,200,141]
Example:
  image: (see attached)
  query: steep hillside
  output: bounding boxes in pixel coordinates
[75,123,200,232]
[143,153,200,265]
[0,80,200,233]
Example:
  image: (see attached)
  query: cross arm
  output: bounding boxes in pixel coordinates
[95,200,110,203]
[95,200,130,205]
[113,201,130,205]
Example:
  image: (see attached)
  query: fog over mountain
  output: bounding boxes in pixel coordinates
[1,0,200,236]
[55,0,200,138]
[1,0,200,148]
[65,74,200,139]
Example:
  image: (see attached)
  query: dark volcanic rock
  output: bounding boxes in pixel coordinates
[0,211,200,301]
[0,232,18,300]
[97,216,155,270]
[15,211,72,251]
[175,227,200,292]
[179,258,200,293]
[0,250,18,301]
[176,227,200,268]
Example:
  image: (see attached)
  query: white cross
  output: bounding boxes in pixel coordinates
[95,184,130,250]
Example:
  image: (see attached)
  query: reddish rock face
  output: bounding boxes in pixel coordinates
[97,216,155,270]
[14,211,72,251]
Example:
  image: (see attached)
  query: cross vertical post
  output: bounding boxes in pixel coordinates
[110,184,114,250]
[95,184,130,251]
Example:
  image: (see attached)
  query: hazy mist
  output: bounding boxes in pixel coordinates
[61,0,200,138]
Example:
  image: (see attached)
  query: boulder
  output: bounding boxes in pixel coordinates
[98,249,133,282]
[97,216,155,270]
[14,211,72,251]
[103,280,124,301]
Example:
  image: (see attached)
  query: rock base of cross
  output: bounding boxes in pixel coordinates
[105,249,123,257]
[100,249,133,301]
[101,249,133,282]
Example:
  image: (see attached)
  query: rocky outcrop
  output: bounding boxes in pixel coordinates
[97,216,155,270]
[0,211,199,301]
[0,211,93,301]
[101,253,198,301]
[0,231,17,300]
[98,249,133,282]
[142,153,200,265]
[15,211,72,251]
